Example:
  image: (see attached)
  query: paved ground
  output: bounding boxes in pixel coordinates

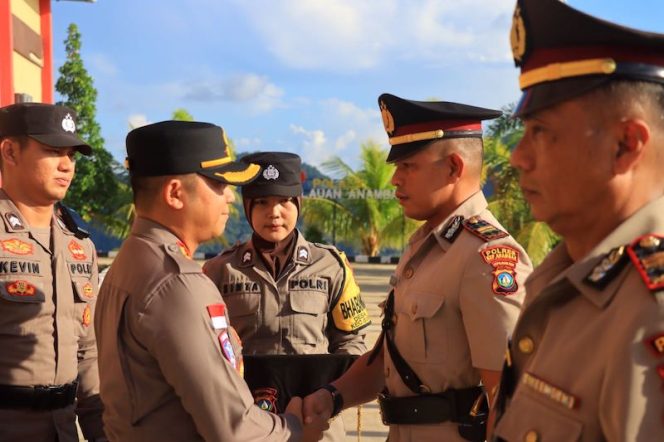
[89,260,393,441]
[338,263,392,441]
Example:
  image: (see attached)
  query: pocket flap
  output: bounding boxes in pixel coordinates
[290,291,328,315]
[0,279,45,303]
[404,292,445,320]
[225,293,260,317]
[494,389,583,441]
[72,279,96,302]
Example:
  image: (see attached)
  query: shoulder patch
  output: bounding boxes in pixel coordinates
[626,235,664,292]
[441,215,464,243]
[480,245,520,295]
[584,245,629,290]
[462,216,508,242]
[329,249,371,333]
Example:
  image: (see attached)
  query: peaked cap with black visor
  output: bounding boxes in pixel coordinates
[378,93,502,163]
[511,0,664,117]
[125,120,261,185]
[0,102,92,155]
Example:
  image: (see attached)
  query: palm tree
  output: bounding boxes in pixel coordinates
[483,105,559,265]
[302,141,420,256]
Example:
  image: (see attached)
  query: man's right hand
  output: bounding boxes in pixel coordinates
[303,388,334,424]
[285,396,329,442]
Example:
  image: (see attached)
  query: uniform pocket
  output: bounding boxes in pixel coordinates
[0,278,45,303]
[494,389,583,442]
[72,278,96,303]
[289,291,328,345]
[225,293,261,340]
[394,292,445,363]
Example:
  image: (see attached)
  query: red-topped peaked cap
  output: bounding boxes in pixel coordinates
[511,0,664,116]
[378,93,502,163]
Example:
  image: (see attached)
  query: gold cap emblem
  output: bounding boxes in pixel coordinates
[511,5,527,63]
[380,101,395,135]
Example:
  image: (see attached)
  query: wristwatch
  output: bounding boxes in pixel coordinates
[321,384,344,418]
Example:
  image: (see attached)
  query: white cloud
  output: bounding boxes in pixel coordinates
[231,0,513,70]
[183,73,284,113]
[90,53,118,76]
[289,124,328,165]
[236,137,263,150]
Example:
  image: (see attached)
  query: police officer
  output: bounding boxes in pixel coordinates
[304,94,533,441]
[204,151,369,441]
[492,1,664,440]
[0,103,105,441]
[95,121,328,441]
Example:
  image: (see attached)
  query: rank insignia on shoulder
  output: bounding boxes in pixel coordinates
[441,215,464,242]
[584,245,629,290]
[463,216,508,242]
[626,235,664,292]
[242,250,252,264]
[644,333,664,357]
[481,246,519,295]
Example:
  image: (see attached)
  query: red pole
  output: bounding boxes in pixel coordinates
[40,0,53,104]
[0,0,14,106]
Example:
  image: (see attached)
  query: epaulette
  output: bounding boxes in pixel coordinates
[56,202,89,239]
[583,245,629,290]
[462,216,508,242]
[163,242,201,274]
[441,215,464,243]
[313,242,337,251]
[220,243,241,256]
[626,235,664,293]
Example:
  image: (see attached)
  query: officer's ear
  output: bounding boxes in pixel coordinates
[0,137,21,167]
[446,152,464,181]
[162,177,186,210]
[613,118,649,174]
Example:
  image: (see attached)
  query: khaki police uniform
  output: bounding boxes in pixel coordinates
[0,189,103,441]
[204,230,368,442]
[384,191,532,442]
[494,196,664,441]
[204,230,368,356]
[96,217,301,441]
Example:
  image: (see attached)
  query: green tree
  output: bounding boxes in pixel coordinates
[483,104,558,264]
[56,23,121,222]
[302,141,420,256]
[172,108,194,121]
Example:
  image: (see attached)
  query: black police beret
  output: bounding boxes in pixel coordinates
[240,152,303,198]
[511,0,664,116]
[0,103,92,155]
[378,93,502,162]
[126,120,260,185]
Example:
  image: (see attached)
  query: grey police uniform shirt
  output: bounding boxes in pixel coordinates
[494,196,664,442]
[95,217,301,442]
[385,191,532,442]
[0,189,103,441]
[203,230,369,356]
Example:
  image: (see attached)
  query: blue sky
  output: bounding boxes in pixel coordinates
[51,0,664,169]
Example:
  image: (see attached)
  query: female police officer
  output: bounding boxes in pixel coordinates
[204,151,369,441]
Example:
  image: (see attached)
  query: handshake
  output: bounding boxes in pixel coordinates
[283,388,338,442]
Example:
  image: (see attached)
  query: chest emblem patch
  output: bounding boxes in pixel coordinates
[480,246,519,295]
[5,280,36,297]
[1,239,33,255]
[68,240,87,261]
[82,305,91,327]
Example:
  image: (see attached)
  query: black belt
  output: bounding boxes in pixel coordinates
[378,386,482,425]
[0,382,78,410]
